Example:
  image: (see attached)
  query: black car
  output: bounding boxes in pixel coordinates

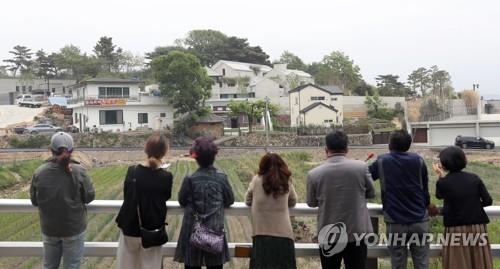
[455,135,495,149]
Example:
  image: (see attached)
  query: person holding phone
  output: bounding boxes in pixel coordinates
[433,146,493,269]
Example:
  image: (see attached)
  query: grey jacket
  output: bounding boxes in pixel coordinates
[30,158,95,237]
[174,166,235,267]
[307,154,375,242]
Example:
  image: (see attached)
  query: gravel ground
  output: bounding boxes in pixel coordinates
[0,105,45,130]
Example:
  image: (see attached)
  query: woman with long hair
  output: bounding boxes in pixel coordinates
[245,153,297,269]
[174,136,235,269]
[116,133,173,269]
[433,146,493,269]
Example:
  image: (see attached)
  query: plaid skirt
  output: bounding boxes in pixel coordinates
[443,224,493,269]
[250,235,297,269]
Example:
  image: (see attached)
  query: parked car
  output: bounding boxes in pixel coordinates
[24,124,63,134]
[12,126,26,134]
[455,135,495,149]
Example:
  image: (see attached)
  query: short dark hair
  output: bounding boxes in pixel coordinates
[190,136,218,168]
[325,130,348,152]
[389,129,412,152]
[439,146,467,172]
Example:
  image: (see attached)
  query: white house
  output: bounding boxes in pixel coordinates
[67,78,174,132]
[206,61,315,124]
[289,84,343,127]
[263,64,314,90]
[211,60,272,83]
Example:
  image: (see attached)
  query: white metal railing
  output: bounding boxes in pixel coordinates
[1,199,500,259]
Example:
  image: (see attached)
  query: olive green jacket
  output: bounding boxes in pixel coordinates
[30,158,95,237]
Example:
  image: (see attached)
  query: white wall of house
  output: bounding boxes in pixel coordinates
[264,64,314,87]
[73,83,141,100]
[211,62,263,81]
[72,104,174,132]
[301,105,340,126]
[289,85,343,126]
[250,78,290,114]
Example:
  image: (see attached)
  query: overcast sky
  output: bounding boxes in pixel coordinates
[1,0,499,96]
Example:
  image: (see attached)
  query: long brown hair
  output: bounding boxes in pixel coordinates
[144,133,168,169]
[258,153,291,198]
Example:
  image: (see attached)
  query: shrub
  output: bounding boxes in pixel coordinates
[9,135,50,148]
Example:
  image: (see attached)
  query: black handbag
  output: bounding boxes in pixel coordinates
[132,166,169,249]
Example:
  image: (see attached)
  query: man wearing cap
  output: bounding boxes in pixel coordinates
[30,132,95,269]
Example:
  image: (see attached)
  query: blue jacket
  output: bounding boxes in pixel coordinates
[369,151,430,224]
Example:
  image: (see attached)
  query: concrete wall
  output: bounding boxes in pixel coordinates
[343,96,405,119]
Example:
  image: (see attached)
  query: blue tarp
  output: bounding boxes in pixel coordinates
[48,97,68,106]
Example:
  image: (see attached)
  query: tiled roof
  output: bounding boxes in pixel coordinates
[299,102,338,114]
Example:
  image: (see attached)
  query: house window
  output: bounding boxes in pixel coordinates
[74,113,78,123]
[160,113,166,117]
[28,86,32,92]
[220,94,229,99]
[16,86,19,92]
[331,97,338,101]
[63,86,66,94]
[22,86,26,92]
[99,110,124,125]
[222,68,226,76]
[52,88,56,93]
[324,119,333,123]
[228,82,236,87]
[311,96,325,101]
[98,87,130,98]
[138,113,148,124]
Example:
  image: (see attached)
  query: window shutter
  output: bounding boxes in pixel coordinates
[117,110,123,124]
[99,111,105,125]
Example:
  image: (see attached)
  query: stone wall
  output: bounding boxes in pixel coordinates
[220,133,372,147]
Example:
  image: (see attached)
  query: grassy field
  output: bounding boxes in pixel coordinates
[0,151,499,268]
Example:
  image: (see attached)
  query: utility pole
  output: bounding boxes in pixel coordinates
[264,96,270,152]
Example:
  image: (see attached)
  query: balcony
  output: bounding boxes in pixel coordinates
[67,94,166,106]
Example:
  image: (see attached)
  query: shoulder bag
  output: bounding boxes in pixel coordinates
[188,173,225,254]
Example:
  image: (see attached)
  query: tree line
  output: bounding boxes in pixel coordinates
[1,29,454,99]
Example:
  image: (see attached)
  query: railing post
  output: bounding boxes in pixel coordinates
[366,217,379,269]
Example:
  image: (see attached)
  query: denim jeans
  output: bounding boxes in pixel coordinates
[386,222,430,269]
[42,231,85,269]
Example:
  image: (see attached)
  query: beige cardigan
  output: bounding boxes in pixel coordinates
[245,175,297,240]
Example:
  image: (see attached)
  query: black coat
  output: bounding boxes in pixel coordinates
[116,165,173,236]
